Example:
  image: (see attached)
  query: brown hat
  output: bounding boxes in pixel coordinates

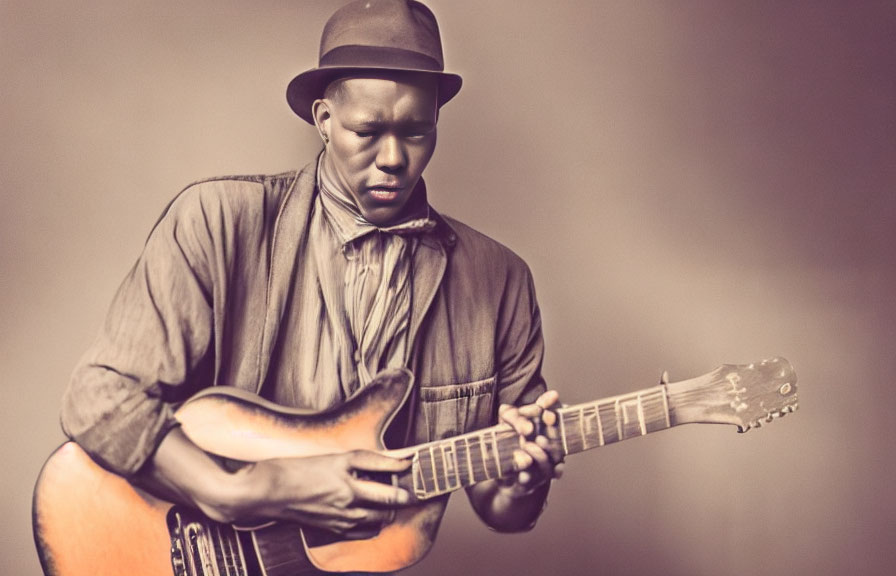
[286,0,463,124]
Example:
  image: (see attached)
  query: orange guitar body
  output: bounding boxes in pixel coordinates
[33,369,448,575]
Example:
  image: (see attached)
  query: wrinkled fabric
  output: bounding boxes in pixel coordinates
[316,154,433,391]
[61,160,547,477]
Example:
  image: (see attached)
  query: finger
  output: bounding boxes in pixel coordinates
[349,477,412,506]
[541,408,557,427]
[347,450,411,473]
[499,406,535,437]
[553,462,566,479]
[536,434,564,466]
[521,441,552,476]
[354,508,395,526]
[535,389,560,410]
[517,403,543,420]
[513,448,533,472]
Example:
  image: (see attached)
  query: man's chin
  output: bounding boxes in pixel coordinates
[360,205,404,227]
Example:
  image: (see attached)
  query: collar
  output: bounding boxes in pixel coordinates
[315,152,456,249]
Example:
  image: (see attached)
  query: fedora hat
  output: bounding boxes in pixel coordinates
[286,0,463,124]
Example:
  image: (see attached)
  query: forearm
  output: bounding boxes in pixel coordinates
[137,426,413,535]
[466,478,551,532]
[135,427,251,524]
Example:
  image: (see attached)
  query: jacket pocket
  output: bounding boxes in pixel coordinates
[415,376,496,442]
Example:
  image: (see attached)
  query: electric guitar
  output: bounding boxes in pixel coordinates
[33,357,798,576]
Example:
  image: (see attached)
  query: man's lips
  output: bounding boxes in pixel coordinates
[366,185,403,202]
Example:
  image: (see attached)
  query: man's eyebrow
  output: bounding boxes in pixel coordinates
[346,118,436,131]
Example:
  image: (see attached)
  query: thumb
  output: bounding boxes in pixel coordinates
[347,450,411,473]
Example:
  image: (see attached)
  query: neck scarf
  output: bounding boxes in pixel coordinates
[316,154,435,389]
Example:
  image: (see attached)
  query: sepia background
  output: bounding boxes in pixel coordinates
[2,1,893,575]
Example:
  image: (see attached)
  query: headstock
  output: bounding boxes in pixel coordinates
[665,357,798,432]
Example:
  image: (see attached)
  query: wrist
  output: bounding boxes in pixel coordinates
[193,461,260,524]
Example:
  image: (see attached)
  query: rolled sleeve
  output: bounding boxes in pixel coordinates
[61,187,216,477]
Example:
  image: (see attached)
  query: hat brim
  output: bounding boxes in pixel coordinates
[286,66,463,124]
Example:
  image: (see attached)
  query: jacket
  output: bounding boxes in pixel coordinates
[61,161,547,477]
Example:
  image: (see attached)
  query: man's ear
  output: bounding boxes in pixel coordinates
[312,99,331,144]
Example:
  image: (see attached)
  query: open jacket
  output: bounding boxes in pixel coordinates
[61,161,547,477]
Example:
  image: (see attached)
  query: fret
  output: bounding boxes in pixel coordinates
[578,405,586,449]
[441,442,459,490]
[478,432,492,479]
[412,450,429,496]
[637,392,647,435]
[617,395,640,439]
[453,440,462,487]
[660,385,672,428]
[489,430,502,478]
[614,397,624,440]
[429,445,442,493]
[463,436,475,484]
[598,402,620,444]
[582,406,604,450]
[558,406,569,455]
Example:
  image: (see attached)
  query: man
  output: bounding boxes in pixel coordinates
[60,0,563,571]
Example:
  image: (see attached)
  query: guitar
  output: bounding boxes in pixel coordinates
[33,357,798,576]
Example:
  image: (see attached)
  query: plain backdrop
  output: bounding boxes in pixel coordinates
[2,1,894,575]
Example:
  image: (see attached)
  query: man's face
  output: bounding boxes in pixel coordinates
[314,74,439,226]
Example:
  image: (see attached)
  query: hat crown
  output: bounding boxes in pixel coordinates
[286,0,461,124]
[319,0,445,71]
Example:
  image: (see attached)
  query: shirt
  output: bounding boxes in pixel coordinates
[268,153,435,407]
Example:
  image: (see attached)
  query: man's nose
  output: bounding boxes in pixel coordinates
[375,135,406,172]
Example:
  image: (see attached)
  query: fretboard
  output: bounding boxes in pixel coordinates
[558,384,671,454]
[406,384,672,500]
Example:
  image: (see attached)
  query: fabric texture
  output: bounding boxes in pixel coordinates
[316,153,434,391]
[61,159,547,477]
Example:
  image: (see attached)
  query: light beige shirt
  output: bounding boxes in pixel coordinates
[265,156,436,409]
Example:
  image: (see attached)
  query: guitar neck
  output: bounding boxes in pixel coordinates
[403,384,674,501]
[403,357,799,501]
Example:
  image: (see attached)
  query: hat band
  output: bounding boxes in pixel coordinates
[319,45,443,72]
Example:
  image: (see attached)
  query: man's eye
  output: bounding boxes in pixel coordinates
[354,131,375,138]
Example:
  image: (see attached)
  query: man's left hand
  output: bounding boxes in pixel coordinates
[497,390,565,497]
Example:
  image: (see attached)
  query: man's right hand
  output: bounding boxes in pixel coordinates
[140,427,412,540]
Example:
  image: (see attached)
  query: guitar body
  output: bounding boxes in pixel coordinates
[33,369,448,575]
[33,442,175,576]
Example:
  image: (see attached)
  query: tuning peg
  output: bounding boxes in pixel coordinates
[660,370,670,385]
